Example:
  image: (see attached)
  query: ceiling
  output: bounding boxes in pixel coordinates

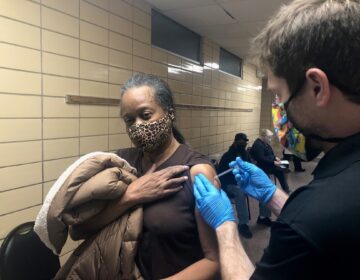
[145,0,291,59]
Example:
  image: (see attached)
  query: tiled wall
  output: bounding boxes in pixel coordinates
[0,0,262,263]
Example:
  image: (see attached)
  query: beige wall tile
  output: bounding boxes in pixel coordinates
[42,30,79,58]
[109,118,126,134]
[44,138,79,160]
[80,60,108,82]
[133,24,150,44]
[109,14,132,37]
[43,119,80,139]
[80,0,108,28]
[80,41,108,64]
[109,32,132,53]
[109,67,132,84]
[43,96,79,118]
[0,94,41,118]
[42,0,79,17]
[0,119,41,142]
[80,21,108,47]
[133,40,151,59]
[0,43,41,72]
[133,56,151,74]
[0,141,42,167]
[109,49,132,69]
[109,133,131,150]
[80,135,108,154]
[80,80,108,97]
[0,0,40,26]
[43,157,78,181]
[43,180,55,199]
[0,163,42,192]
[108,84,121,99]
[132,0,151,14]
[0,184,42,216]
[133,8,148,28]
[80,118,108,136]
[0,69,41,95]
[0,205,41,240]
[42,7,79,37]
[80,105,109,117]
[0,17,40,49]
[151,62,167,78]
[43,75,79,97]
[151,47,167,64]
[43,52,79,78]
[109,0,132,21]
[85,0,109,10]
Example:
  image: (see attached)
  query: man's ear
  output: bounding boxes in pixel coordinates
[305,68,331,107]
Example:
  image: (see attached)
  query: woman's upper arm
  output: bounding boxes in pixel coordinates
[190,164,220,262]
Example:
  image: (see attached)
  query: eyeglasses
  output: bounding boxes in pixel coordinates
[284,78,306,110]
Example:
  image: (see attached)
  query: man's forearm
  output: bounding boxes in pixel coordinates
[216,222,254,280]
[266,188,288,216]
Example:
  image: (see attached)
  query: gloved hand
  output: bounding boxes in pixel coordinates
[193,173,235,229]
[230,157,276,204]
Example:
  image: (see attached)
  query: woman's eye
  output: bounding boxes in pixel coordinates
[142,112,152,120]
[123,118,134,125]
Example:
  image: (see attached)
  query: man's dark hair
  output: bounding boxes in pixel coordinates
[252,0,360,104]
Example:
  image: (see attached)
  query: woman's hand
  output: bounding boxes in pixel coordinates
[125,164,189,204]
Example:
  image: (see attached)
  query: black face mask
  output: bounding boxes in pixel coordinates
[304,136,323,161]
[285,78,349,144]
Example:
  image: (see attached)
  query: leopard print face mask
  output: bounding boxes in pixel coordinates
[127,113,174,152]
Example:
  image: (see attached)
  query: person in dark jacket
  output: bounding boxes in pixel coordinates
[218,133,272,238]
[250,129,290,193]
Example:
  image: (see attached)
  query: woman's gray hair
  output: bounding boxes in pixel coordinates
[120,73,174,112]
[251,0,360,104]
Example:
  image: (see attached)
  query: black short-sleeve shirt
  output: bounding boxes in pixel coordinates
[251,132,360,280]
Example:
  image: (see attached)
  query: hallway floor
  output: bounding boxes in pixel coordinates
[240,159,319,264]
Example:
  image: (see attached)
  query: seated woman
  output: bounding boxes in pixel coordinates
[79,73,220,280]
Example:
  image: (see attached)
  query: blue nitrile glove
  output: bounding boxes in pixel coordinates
[229,157,276,205]
[193,173,236,229]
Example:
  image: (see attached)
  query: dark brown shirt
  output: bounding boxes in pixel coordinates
[117,144,213,279]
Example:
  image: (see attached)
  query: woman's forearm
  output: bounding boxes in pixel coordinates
[163,258,220,280]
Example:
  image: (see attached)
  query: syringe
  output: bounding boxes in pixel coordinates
[214,168,233,181]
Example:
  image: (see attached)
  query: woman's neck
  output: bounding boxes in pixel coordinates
[142,136,180,169]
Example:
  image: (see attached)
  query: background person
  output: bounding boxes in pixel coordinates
[250,129,291,193]
[282,148,305,172]
[217,133,272,238]
[193,0,360,279]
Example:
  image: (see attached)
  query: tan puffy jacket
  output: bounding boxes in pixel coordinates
[34,152,143,280]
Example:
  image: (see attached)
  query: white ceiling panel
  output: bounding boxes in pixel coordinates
[192,22,251,38]
[221,0,285,23]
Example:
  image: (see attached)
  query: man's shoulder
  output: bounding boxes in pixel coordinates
[280,165,360,249]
